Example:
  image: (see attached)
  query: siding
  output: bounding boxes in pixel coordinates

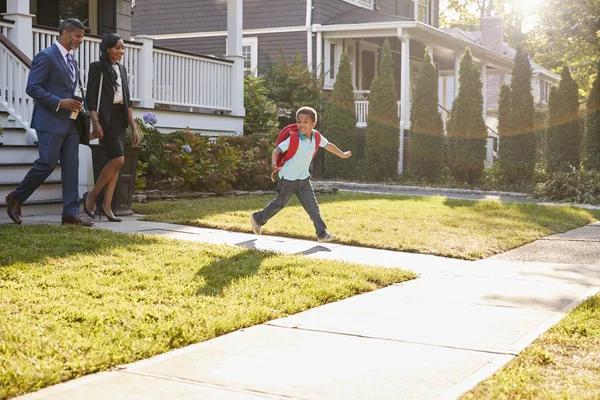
[154,31,307,74]
[313,0,357,25]
[116,0,132,40]
[132,0,306,36]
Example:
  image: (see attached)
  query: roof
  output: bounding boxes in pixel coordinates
[442,28,560,83]
[324,7,410,25]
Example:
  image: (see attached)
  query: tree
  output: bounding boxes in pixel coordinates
[243,74,279,136]
[546,66,581,173]
[497,84,514,177]
[364,39,399,180]
[323,53,356,179]
[528,0,600,99]
[446,48,487,184]
[584,65,600,170]
[501,47,536,181]
[409,49,444,181]
[263,50,323,125]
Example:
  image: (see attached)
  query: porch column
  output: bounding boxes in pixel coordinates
[134,35,155,109]
[4,0,33,59]
[480,62,487,121]
[225,0,245,120]
[453,51,461,98]
[316,30,323,79]
[398,33,411,174]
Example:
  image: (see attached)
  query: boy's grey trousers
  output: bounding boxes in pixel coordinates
[253,177,327,238]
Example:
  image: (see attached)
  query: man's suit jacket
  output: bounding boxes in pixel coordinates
[26,44,78,134]
[86,61,132,129]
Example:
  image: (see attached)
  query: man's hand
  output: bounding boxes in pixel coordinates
[59,99,82,111]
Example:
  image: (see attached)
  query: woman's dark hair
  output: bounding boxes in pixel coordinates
[99,33,122,90]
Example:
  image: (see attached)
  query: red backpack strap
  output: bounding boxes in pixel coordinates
[312,130,322,158]
[281,129,300,164]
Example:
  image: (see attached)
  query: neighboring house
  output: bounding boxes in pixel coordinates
[0,0,244,206]
[440,15,560,131]
[132,0,516,172]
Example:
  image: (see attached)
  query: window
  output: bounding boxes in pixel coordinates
[411,0,430,24]
[341,0,374,9]
[242,37,258,76]
[324,39,342,89]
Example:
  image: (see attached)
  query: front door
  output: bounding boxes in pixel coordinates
[98,0,115,35]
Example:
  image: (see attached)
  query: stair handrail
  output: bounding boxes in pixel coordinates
[0,33,37,145]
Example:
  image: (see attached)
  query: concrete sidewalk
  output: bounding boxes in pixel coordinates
[8,212,600,400]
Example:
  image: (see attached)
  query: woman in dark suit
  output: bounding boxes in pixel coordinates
[84,33,140,222]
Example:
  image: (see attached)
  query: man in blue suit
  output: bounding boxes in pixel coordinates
[5,18,93,226]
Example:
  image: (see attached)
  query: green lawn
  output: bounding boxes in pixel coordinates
[461,293,600,399]
[133,192,600,260]
[0,224,414,400]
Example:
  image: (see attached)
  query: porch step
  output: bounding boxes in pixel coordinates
[0,181,63,206]
[0,145,40,163]
[0,163,61,182]
[0,126,28,145]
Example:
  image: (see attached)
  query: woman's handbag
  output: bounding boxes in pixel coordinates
[77,79,91,146]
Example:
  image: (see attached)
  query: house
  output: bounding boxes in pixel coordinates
[0,0,245,206]
[132,0,517,173]
[440,15,560,131]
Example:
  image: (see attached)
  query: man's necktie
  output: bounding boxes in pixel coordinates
[66,53,76,88]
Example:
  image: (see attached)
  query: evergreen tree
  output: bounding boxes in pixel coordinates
[584,65,600,170]
[545,86,561,170]
[364,39,399,180]
[446,48,487,184]
[547,65,581,172]
[497,84,514,178]
[243,74,279,136]
[409,49,444,181]
[504,47,536,181]
[323,53,356,179]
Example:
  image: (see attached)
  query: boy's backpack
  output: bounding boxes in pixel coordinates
[275,124,322,168]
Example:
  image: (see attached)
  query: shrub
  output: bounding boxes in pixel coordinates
[535,170,600,205]
[323,52,356,179]
[584,65,600,170]
[446,48,487,184]
[409,49,444,181]
[500,48,536,182]
[546,65,581,173]
[364,39,399,181]
[244,74,279,136]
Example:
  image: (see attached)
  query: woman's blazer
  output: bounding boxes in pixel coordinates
[86,61,132,129]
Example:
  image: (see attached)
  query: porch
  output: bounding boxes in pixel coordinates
[0,0,245,205]
[317,20,514,172]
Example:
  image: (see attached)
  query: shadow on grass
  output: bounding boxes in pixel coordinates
[195,247,277,296]
[0,224,157,267]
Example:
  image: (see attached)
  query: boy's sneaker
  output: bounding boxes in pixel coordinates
[250,213,262,235]
[317,232,337,243]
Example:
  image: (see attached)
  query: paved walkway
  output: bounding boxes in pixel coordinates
[6,203,600,399]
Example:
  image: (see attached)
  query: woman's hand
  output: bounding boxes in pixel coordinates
[131,130,141,147]
[93,121,104,139]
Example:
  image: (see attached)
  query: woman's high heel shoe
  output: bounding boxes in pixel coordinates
[82,192,95,219]
[98,205,122,222]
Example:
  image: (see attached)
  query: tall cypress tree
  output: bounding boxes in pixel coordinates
[409,49,444,181]
[323,52,356,179]
[446,48,487,184]
[584,65,600,170]
[546,86,561,170]
[497,84,514,179]
[364,39,399,180]
[547,65,581,172]
[506,47,536,181]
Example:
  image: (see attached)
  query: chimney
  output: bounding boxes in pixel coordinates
[481,15,503,54]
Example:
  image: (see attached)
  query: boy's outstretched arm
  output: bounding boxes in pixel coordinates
[325,143,352,159]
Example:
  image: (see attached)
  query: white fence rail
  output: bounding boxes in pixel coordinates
[153,48,232,111]
[353,90,402,128]
[32,27,142,101]
[0,38,36,143]
[0,19,13,37]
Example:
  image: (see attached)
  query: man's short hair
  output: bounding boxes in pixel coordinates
[58,19,85,35]
[296,106,317,123]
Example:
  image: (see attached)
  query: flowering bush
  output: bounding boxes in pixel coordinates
[137,125,274,193]
[142,112,158,127]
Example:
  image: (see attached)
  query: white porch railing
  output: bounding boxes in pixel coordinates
[353,90,402,128]
[0,35,37,144]
[153,48,232,110]
[0,18,13,37]
[32,27,142,101]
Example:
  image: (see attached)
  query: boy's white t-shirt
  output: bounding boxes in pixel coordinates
[277,130,329,181]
